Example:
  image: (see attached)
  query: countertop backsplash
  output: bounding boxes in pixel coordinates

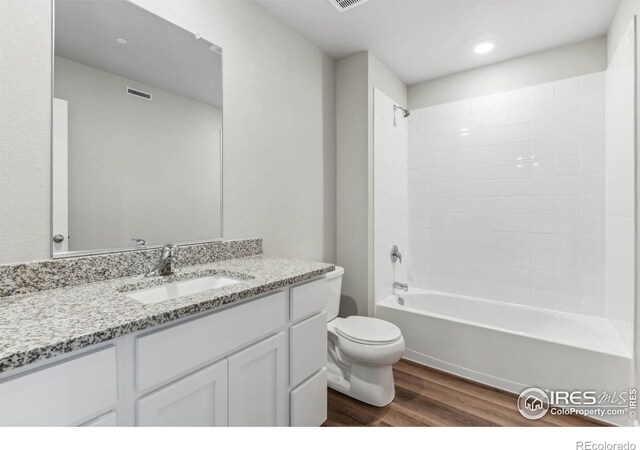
[0,238,262,297]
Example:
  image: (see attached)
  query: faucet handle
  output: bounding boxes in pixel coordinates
[161,244,177,258]
[390,245,402,264]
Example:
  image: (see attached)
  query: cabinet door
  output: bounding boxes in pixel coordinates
[228,332,287,426]
[137,359,227,427]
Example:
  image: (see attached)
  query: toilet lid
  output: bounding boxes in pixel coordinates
[335,316,402,345]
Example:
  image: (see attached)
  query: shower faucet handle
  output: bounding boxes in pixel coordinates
[390,245,403,264]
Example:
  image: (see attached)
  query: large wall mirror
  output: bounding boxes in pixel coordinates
[53,0,223,257]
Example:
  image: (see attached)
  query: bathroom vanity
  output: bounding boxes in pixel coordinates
[0,2,334,427]
[0,239,333,426]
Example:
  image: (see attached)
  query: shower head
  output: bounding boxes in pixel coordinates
[392,104,410,127]
[394,105,411,118]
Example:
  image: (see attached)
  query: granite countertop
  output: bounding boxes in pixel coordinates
[0,256,335,373]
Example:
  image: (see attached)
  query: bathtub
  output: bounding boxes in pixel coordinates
[376,289,634,425]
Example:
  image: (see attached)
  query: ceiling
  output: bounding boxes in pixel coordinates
[256,0,619,85]
[55,0,223,108]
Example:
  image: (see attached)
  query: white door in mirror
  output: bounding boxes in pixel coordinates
[127,276,240,305]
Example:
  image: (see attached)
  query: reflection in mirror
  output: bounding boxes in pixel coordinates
[53,0,223,257]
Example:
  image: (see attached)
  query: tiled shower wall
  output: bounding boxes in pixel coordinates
[374,89,408,304]
[407,73,606,316]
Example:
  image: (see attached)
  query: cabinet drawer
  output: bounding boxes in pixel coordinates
[290,278,327,321]
[81,411,117,427]
[290,368,327,426]
[290,312,327,386]
[0,346,117,426]
[136,291,285,391]
[137,359,228,427]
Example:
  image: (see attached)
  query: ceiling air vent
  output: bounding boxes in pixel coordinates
[126,87,152,101]
[327,0,371,12]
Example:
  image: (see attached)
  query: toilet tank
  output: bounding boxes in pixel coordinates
[325,266,344,321]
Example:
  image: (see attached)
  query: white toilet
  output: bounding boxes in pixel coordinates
[325,266,405,407]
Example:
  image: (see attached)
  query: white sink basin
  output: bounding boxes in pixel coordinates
[126,275,240,305]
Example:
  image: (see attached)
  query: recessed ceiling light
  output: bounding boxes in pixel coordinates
[473,40,495,55]
[116,37,128,45]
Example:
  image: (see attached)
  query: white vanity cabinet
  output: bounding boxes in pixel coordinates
[0,346,117,426]
[135,291,287,392]
[137,359,228,426]
[0,277,329,427]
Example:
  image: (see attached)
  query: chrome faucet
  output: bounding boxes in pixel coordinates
[145,244,178,277]
[393,281,409,292]
[390,245,403,263]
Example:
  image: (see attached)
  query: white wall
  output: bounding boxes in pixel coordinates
[409,37,607,110]
[369,54,408,113]
[55,57,222,251]
[336,52,369,316]
[373,89,407,306]
[0,0,52,264]
[0,0,336,264]
[605,19,636,349]
[608,1,640,61]
[408,73,607,315]
[336,51,406,316]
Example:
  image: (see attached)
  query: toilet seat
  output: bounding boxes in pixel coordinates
[335,316,402,345]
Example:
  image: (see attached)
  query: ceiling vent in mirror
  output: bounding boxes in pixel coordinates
[126,87,152,101]
[328,0,371,12]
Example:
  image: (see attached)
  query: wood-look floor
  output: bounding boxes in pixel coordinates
[324,359,608,427]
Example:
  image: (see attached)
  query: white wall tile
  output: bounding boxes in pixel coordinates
[555,96,581,119]
[407,73,607,316]
[581,113,605,135]
[554,117,581,138]
[555,77,581,99]
[580,134,605,155]
[531,83,555,102]
[555,137,581,156]
[580,93,605,116]
[581,72,605,96]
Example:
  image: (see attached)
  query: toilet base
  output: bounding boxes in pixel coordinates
[326,360,396,407]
